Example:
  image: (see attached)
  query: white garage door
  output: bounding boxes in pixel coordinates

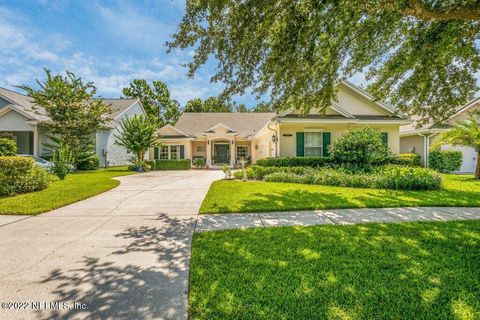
[455,146,476,173]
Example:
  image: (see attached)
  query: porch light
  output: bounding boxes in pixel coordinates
[207,140,210,145]
[272,134,278,143]
[231,140,234,145]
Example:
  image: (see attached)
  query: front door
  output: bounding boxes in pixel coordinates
[214,144,230,164]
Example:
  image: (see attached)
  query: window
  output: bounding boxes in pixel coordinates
[170,145,179,159]
[304,132,323,156]
[236,145,248,159]
[159,146,169,159]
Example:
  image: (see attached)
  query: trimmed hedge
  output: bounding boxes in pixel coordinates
[256,157,333,168]
[390,153,421,167]
[0,156,51,195]
[77,156,100,171]
[429,150,463,173]
[0,138,17,156]
[154,159,191,170]
[263,165,442,190]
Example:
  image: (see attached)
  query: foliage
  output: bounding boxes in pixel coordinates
[434,115,480,178]
[0,166,135,215]
[145,160,156,170]
[192,157,206,168]
[190,220,480,320]
[262,166,441,190]
[389,153,422,167]
[122,79,182,125]
[256,156,333,168]
[114,115,160,163]
[154,159,191,170]
[330,127,391,168]
[429,150,463,173]
[200,174,479,214]
[184,97,233,112]
[222,164,232,179]
[19,69,112,165]
[77,155,100,171]
[128,161,152,172]
[51,143,73,180]
[0,138,17,156]
[0,156,51,196]
[170,1,480,122]
[252,102,275,113]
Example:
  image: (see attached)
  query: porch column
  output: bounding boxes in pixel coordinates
[230,139,235,166]
[33,125,38,156]
[206,139,212,166]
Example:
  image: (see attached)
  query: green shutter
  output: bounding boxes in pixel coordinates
[179,145,185,159]
[296,132,304,157]
[322,132,331,157]
[154,147,159,159]
[381,132,388,145]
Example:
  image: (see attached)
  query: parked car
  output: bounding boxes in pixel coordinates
[18,154,54,170]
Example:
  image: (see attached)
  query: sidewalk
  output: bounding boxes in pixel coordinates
[195,207,480,232]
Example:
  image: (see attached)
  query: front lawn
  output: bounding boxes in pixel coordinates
[200,174,480,214]
[190,220,480,320]
[0,166,135,215]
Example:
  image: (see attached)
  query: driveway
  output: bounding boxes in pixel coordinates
[0,170,223,320]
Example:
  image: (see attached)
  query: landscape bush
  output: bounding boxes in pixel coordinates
[389,153,421,167]
[429,150,463,173]
[256,156,333,168]
[154,159,191,170]
[0,138,17,156]
[77,155,100,171]
[0,156,51,196]
[330,127,391,168]
[262,165,441,190]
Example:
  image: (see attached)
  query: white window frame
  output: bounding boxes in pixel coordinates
[236,145,249,159]
[304,130,323,157]
[159,146,169,159]
[170,145,180,160]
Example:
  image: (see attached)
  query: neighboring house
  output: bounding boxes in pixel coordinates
[154,81,410,167]
[400,98,480,173]
[0,87,147,167]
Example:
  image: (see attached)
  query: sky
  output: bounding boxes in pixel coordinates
[0,0,369,108]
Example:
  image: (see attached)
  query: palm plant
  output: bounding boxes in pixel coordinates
[114,115,161,164]
[435,115,480,179]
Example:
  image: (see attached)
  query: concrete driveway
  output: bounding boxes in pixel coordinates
[0,170,222,320]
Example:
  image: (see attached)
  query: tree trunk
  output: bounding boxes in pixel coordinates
[475,152,480,179]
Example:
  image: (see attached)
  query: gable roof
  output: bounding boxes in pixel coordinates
[173,112,276,138]
[0,87,142,122]
[400,97,480,135]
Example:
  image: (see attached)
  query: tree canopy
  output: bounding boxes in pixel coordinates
[123,79,181,125]
[169,0,480,123]
[20,69,112,164]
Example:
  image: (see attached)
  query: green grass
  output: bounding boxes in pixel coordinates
[0,166,135,215]
[190,220,480,320]
[200,174,480,214]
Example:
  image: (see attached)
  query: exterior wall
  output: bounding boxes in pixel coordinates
[105,102,146,166]
[251,127,276,163]
[192,140,207,158]
[279,123,401,156]
[336,84,386,116]
[0,110,32,131]
[449,103,480,123]
[400,135,426,165]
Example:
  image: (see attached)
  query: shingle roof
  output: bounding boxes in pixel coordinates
[0,87,138,122]
[174,112,276,138]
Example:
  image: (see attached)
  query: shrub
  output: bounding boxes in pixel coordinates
[262,165,441,190]
[256,156,333,168]
[0,156,51,196]
[145,160,155,170]
[0,138,17,156]
[389,153,421,167]
[330,127,391,168]
[51,143,73,180]
[77,155,100,171]
[429,150,463,173]
[234,168,254,180]
[192,157,206,168]
[154,159,191,170]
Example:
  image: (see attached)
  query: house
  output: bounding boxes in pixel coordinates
[0,87,147,167]
[400,98,480,173]
[154,81,410,167]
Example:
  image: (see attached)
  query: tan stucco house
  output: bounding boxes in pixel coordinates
[400,98,480,173]
[154,81,410,168]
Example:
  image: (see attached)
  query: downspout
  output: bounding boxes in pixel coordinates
[267,121,279,157]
